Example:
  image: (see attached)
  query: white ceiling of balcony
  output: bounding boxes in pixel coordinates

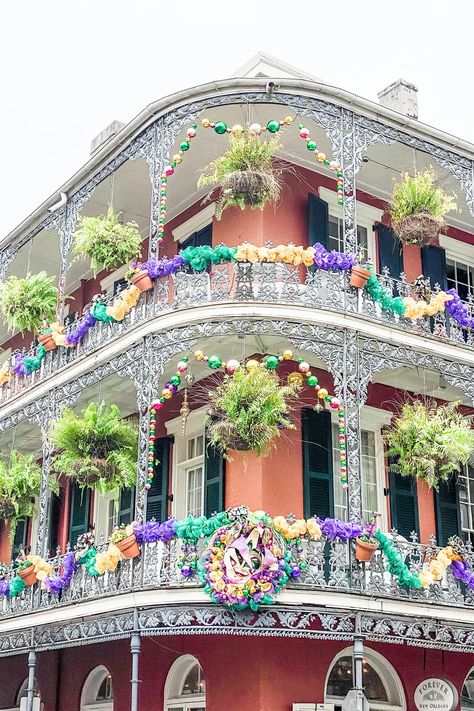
[373,366,471,405]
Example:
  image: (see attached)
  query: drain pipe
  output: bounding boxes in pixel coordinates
[130,608,141,711]
[26,648,37,711]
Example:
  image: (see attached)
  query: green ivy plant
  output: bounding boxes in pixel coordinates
[385,400,474,489]
[206,366,298,456]
[51,402,138,493]
[74,206,142,275]
[198,131,282,219]
[0,451,59,540]
[390,169,457,246]
[0,271,58,333]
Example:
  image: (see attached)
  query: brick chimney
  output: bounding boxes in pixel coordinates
[90,120,125,156]
[378,79,418,119]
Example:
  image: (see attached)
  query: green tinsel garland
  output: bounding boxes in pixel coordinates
[77,547,99,576]
[9,575,25,597]
[91,301,117,324]
[364,274,406,316]
[374,530,422,589]
[174,511,231,542]
[23,344,47,374]
[180,244,237,272]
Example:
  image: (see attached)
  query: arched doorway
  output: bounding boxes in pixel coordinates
[325,647,405,711]
[80,666,114,711]
[461,668,474,710]
[164,655,206,710]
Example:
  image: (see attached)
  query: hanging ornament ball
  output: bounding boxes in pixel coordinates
[170,375,181,387]
[179,140,190,152]
[299,127,310,139]
[318,388,329,399]
[282,349,293,361]
[288,371,304,386]
[298,361,310,373]
[264,355,280,370]
[186,127,197,139]
[226,358,240,374]
[249,122,262,135]
[313,403,324,413]
[266,119,280,133]
[164,165,174,176]
[194,350,205,361]
[173,154,183,164]
[246,359,260,371]
[307,375,319,387]
[208,355,223,369]
[330,160,339,171]
[214,121,228,135]
[231,124,244,135]
[202,118,211,128]
[176,360,188,373]
[306,140,317,152]
[330,397,341,409]
[184,372,195,384]
[162,388,173,400]
[283,116,294,125]
[317,152,326,162]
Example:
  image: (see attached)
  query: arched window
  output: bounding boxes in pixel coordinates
[80,666,114,711]
[164,655,206,710]
[325,648,405,711]
[462,668,474,710]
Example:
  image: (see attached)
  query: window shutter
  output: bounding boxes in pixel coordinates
[69,483,91,547]
[308,194,329,248]
[204,443,224,518]
[12,519,27,557]
[47,492,61,557]
[389,468,419,538]
[181,224,213,250]
[302,408,334,519]
[119,487,135,525]
[421,245,447,290]
[435,478,460,546]
[377,224,404,278]
[113,277,129,296]
[146,437,169,521]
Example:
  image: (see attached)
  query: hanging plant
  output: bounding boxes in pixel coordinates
[389,169,457,246]
[206,366,298,456]
[0,271,58,334]
[0,451,58,540]
[385,400,474,489]
[51,402,138,493]
[198,131,282,219]
[74,206,142,275]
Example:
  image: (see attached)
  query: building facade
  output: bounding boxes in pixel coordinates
[1,54,474,710]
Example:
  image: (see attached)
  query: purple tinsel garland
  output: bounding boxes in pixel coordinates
[445,288,474,329]
[450,558,474,590]
[0,579,10,597]
[317,517,364,540]
[12,354,28,377]
[132,518,176,545]
[66,310,97,346]
[43,551,77,595]
[313,243,357,271]
[140,254,186,280]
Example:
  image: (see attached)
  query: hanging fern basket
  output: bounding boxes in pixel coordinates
[394,212,445,246]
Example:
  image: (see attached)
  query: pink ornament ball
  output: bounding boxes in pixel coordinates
[299,127,310,139]
[330,397,341,409]
[176,361,188,373]
[164,165,174,176]
[298,361,310,373]
[186,127,197,139]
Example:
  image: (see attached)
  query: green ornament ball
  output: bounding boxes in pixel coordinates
[266,120,280,133]
[214,121,227,135]
[264,355,280,370]
[208,355,222,369]
[307,375,318,386]
[180,140,190,151]
[170,375,181,386]
[306,140,317,151]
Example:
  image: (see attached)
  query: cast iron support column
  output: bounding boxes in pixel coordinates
[26,649,37,711]
[130,609,141,711]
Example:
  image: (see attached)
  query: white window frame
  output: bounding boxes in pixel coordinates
[440,234,474,299]
[172,204,215,244]
[167,408,207,520]
[164,655,206,711]
[80,665,114,711]
[93,490,118,541]
[319,187,382,263]
[330,406,390,529]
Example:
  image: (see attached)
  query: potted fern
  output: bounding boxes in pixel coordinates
[74,206,142,275]
[0,272,58,341]
[385,400,474,489]
[389,169,457,246]
[0,451,58,540]
[51,402,138,493]
[206,366,298,456]
[198,130,282,219]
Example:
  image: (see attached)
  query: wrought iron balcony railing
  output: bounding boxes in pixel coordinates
[0,533,472,621]
[1,263,471,405]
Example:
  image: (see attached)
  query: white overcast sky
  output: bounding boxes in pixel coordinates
[1,0,473,237]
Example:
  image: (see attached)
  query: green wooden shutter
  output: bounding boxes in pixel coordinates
[69,483,91,547]
[377,224,404,277]
[118,487,135,525]
[146,437,169,521]
[12,519,27,557]
[308,194,329,247]
[421,245,447,290]
[435,478,460,546]
[204,443,224,517]
[47,492,61,557]
[389,469,419,538]
[302,408,333,519]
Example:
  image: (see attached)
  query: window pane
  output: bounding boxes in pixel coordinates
[195,436,204,457]
[327,656,388,702]
[188,438,195,460]
[186,467,203,517]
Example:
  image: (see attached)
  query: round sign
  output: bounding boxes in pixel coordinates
[414,679,457,711]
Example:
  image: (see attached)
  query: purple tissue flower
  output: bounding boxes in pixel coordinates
[132,518,176,545]
[43,551,77,595]
[313,243,357,272]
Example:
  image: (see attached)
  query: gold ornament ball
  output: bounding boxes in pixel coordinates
[288,371,304,386]
[194,350,205,361]
[282,349,293,360]
[201,118,211,128]
[173,154,183,164]
[246,359,260,371]
[283,116,294,125]
[162,388,173,400]
[318,387,329,399]
[231,124,244,135]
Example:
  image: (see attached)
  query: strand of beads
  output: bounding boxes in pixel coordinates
[297,124,344,205]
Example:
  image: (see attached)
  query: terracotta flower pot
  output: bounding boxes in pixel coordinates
[116,533,140,559]
[130,270,153,292]
[19,564,38,586]
[350,266,372,289]
[355,537,379,562]
[38,332,57,351]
